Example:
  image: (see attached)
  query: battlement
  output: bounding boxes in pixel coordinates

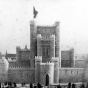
[9,66,31,69]
[41,36,50,40]
[16,46,21,51]
[50,34,55,38]
[37,21,59,28]
[51,57,59,61]
[16,46,30,52]
[40,62,54,66]
[39,35,55,41]
[8,59,16,62]
[35,56,42,62]
[37,34,42,38]
[30,20,36,26]
[55,21,60,27]
[16,46,20,49]
[70,48,74,53]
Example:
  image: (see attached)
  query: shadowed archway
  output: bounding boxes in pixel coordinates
[45,74,49,86]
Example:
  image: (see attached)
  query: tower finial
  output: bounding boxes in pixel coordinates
[25,44,27,49]
[5,50,7,59]
[6,50,7,54]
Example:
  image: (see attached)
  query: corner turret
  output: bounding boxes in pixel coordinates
[35,56,42,83]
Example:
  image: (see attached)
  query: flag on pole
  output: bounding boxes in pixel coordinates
[33,6,38,18]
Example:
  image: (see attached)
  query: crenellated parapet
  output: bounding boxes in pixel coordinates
[9,66,31,69]
[35,56,42,60]
[41,36,51,40]
[37,34,42,38]
[51,57,59,62]
[50,34,55,38]
[35,56,42,63]
[38,34,55,41]
[40,62,54,66]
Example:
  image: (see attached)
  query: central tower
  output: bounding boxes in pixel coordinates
[30,21,60,66]
[30,21,60,84]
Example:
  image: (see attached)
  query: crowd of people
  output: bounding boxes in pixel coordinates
[63,82,88,88]
[30,83,42,88]
[0,82,88,88]
[28,82,88,88]
[0,82,42,88]
[31,82,88,88]
[0,82,17,88]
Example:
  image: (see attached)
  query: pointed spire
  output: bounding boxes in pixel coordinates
[5,50,7,59]
[6,50,7,55]
[25,45,27,49]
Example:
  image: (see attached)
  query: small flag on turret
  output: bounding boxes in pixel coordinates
[33,6,38,18]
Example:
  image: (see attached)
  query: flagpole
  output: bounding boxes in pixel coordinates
[33,6,38,22]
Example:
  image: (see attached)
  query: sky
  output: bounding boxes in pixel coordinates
[0,0,88,54]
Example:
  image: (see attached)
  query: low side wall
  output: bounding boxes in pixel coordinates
[7,67,87,84]
[8,67,35,83]
[59,68,85,83]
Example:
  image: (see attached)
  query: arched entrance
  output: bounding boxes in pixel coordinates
[45,74,49,86]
